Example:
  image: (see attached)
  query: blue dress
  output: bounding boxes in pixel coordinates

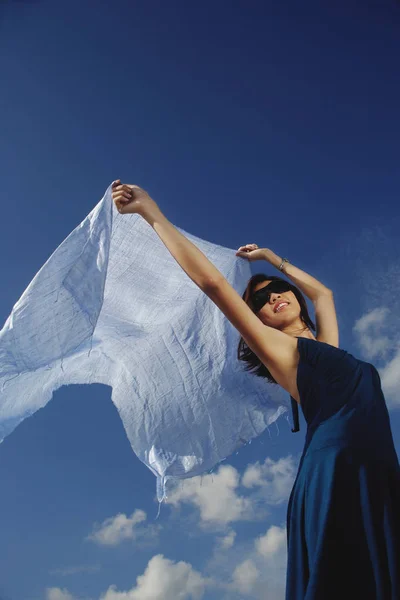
[286,337,400,600]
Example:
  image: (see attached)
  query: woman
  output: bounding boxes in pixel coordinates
[112,180,400,600]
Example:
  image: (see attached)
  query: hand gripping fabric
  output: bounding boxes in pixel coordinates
[0,185,289,501]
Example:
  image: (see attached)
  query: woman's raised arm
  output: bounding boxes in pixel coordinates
[112,182,299,394]
[236,244,339,347]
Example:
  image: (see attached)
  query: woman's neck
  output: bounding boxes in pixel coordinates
[282,323,316,339]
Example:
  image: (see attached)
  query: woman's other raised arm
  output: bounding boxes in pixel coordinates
[237,245,339,347]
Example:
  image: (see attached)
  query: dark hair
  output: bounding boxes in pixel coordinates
[237,273,316,384]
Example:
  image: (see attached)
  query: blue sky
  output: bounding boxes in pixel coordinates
[1,1,400,599]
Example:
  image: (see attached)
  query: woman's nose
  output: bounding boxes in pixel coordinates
[269,293,281,304]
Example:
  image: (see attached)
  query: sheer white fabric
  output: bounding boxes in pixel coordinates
[0,184,289,500]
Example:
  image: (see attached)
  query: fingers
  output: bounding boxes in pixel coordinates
[111,181,135,215]
[113,195,131,208]
[112,180,131,193]
[237,244,258,252]
[113,184,132,193]
[112,183,132,204]
[236,244,259,260]
[114,196,132,212]
[114,189,132,200]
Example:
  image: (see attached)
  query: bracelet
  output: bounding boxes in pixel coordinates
[279,257,289,271]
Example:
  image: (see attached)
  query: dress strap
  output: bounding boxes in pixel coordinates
[290,396,300,432]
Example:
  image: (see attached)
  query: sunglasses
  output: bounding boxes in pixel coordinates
[251,280,293,312]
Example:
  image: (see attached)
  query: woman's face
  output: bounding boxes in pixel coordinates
[252,280,301,328]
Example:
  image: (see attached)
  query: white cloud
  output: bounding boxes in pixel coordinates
[99,554,212,600]
[353,308,389,332]
[87,509,149,546]
[46,588,76,600]
[353,308,391,360]
[45,556,217,600]
[167,457,297,529]
[46,523,287,600]
[242,456,297,505]
[228,524,287,599]
[53,458,294,600]
[353,308,400,407]
[232,559,260,595]
[379,349,400,408]
[255,525,286,560]
[167,465,254,526]
[216,529,236,550]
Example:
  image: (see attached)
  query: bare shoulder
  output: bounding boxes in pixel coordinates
[208,279,300,396]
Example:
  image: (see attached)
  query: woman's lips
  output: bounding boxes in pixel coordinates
[274,302,289,313]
